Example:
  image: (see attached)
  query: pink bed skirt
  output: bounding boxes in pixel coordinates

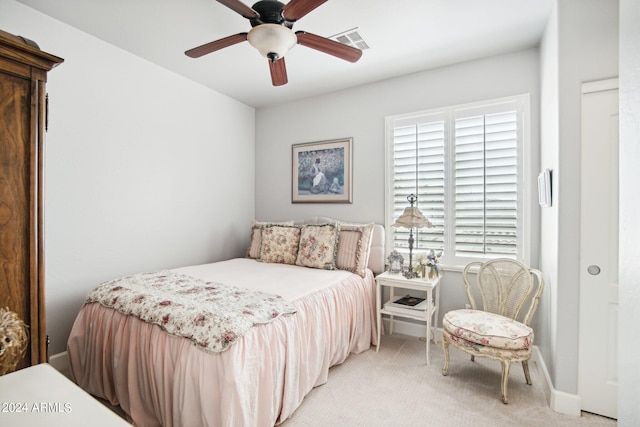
[67,270,377,427]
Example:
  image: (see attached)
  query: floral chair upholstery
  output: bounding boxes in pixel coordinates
[441,258,544,404]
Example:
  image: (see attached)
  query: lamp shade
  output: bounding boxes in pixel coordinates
[392,206,433,229]
[247,24,297,60]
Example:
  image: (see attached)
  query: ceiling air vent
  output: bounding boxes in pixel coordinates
[331,28,369,50]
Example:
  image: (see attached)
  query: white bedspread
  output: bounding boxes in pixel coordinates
[67,258,376,427]
[172,258,355,301]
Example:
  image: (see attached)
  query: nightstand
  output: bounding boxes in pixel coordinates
[375,270,441,365]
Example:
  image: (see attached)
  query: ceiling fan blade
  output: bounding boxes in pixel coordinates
[185,33,248,58]
[216,0,259,19]
[283,0,327,21]
[269,58,288,86]
[295,31,362,63]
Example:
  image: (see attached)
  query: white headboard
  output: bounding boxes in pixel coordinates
[294,217,385,274]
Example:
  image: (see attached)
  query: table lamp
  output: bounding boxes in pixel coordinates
[392,194,433,278]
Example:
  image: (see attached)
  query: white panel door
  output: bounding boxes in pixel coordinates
[578,79,618,419]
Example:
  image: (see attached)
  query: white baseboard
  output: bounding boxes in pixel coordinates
[388,319,581,417]
[49,351,70,375]
[531,347,581,417]
[550,389,582,417]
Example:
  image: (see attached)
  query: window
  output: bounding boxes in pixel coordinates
[385,95,529,268]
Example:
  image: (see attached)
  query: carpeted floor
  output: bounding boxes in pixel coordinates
[279,334,617,427]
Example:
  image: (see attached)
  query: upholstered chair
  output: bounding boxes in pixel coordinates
[441,258,544,404]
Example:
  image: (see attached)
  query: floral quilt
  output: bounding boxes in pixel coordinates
[85,270,297,353]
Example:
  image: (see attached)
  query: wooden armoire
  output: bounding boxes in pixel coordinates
[0,29,63,371]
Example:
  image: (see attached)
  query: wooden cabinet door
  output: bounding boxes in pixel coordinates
[0,69,36,370]
[0,30,62,371]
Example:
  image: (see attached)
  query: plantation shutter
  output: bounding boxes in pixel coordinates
[391,114,445,254]
[386,95,526,266]
[454,107,519,256]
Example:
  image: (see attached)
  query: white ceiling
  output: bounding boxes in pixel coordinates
[17,0,553,108]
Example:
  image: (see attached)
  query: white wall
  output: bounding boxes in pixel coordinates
[255,48,541,324]
[556,0,618,394]
[1,1,256,354]
[618,0,640,424]
[538,1,560,394]
[539,0,618,397]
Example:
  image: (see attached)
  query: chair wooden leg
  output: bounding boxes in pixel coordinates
[500,360,511,404]
[442,336,450,376]
[522,360,532,385]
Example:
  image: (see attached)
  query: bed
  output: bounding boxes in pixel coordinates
[67,218,385,427]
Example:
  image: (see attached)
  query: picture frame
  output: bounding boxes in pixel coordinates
[292,138,353,203]
[386,250,404,274]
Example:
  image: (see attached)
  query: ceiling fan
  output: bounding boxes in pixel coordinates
[185,0,363,86]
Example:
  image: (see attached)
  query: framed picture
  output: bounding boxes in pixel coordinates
[292,138,353,203]
[386,250,404,274]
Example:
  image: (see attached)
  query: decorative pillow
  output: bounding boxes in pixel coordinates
[246,220,295,259]
[336,222,374,277]
[258,225,301,265]
[295,223,340,270]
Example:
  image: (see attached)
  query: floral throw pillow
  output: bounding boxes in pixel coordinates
[295,223,339,270]
[246,220,295,259]
[259,225,301,265]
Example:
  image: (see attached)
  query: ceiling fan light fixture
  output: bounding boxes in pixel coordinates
[187,1,362,85]
[247,24,297,61]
